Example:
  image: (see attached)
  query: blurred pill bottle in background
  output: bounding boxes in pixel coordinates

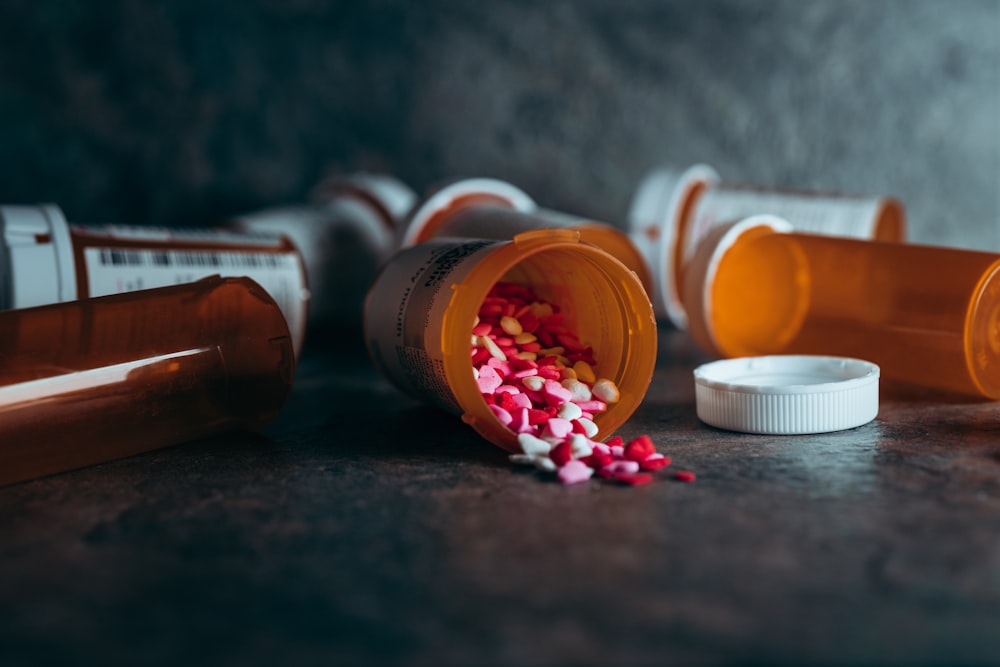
[364,229,657,452]
[231,172,416,337]
[0,276,295,486]
[0,204,311,354]
[682,216,1000,398]
[628,163,907,329]
[396,178,654,298]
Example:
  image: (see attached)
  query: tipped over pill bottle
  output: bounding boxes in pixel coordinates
[0,276,295,486]
[231,172,416,333]
[397,178,654,297]
[0,204,311,354]
[683,216,1000,398]
[364,229,657,451]
[628,163,907,328]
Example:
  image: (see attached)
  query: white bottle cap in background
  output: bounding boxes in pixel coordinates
[398,177,537,248]
[693,355,880,434]
[316,172,418,227]
[0,204,77,309]
[233,173,418,328]
[626,164,720,328]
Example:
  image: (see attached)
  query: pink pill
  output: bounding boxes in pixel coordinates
[509,407,533,433]
[542,380,573,406]
[510,392,533,409]
[476,365,503,394]
[495,384,520,395]
[486,358,512,378]
[603,460,640,475]
[542,417,573,440]
[558,460,594,485]
[574,400,607,413]
[489,405,513,426]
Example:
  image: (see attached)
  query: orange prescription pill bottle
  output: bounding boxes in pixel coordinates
[230,173,416,332]
[628,163,907,328]
[0,205,311,354]
[0,276,295,486]
[397,178,654,298]
[683,216,1000,398]
[364,229,657,451]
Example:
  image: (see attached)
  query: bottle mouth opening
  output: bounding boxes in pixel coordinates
[449,239,656,452]
[965,259,1000,399]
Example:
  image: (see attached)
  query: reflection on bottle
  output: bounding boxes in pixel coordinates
[0,276,294,486]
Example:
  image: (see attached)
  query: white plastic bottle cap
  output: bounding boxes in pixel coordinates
[398,177,537,247]
[626,164,720,328]
[0,204,77,308]
[313,172,418,226]
[682,214,798,359]
[693,355,880,434]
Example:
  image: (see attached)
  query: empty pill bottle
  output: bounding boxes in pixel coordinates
[397,178,655,298]
[682,216,1000,398]
[364,229,657,451]
[0,275,295,486]
[0,204,311,354]
[628,163,907,329]
[230,172,416,333]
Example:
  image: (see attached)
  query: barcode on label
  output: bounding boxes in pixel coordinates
[96,248,289,269]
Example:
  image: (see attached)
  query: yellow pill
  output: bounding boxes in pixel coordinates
[500,316,523,336]
[573,360,596,384]
[592,378,620,403]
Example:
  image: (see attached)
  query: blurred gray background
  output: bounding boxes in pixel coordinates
[0,0,997,249]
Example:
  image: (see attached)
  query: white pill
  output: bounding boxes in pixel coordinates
[483,336,506,360]
[534,456,557,472]
[592,378,620,403]
[517,433,552,456]
[557,401,583,421]
[577,418,599,439]
[561,378,592,402]
[569,434,593,459]
[521,375,546,392]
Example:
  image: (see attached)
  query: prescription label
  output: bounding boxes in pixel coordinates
[80,246,308,352]
[685,188,883,266]
[365,238,497,413]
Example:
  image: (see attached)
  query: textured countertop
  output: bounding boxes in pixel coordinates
[1,329,998,666]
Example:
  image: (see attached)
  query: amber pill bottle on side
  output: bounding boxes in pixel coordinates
[0,204,310,355]
[0,276,295,486]
[628,164,907,329]
[397,178,655,298]
[684,217,1000,398]
[364,229,657,452]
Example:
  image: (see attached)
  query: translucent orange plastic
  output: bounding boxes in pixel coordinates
[704,230,1000,398]
[364,230,658,452]
[0,276,295,486]
[417,204,655,297]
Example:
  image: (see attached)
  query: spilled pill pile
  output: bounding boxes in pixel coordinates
[472,282,695,485]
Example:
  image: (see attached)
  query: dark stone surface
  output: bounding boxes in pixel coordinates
[0,1,997,248]
[1,330,999,666]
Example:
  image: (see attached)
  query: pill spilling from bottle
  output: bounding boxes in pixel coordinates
[472,282,694,485]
